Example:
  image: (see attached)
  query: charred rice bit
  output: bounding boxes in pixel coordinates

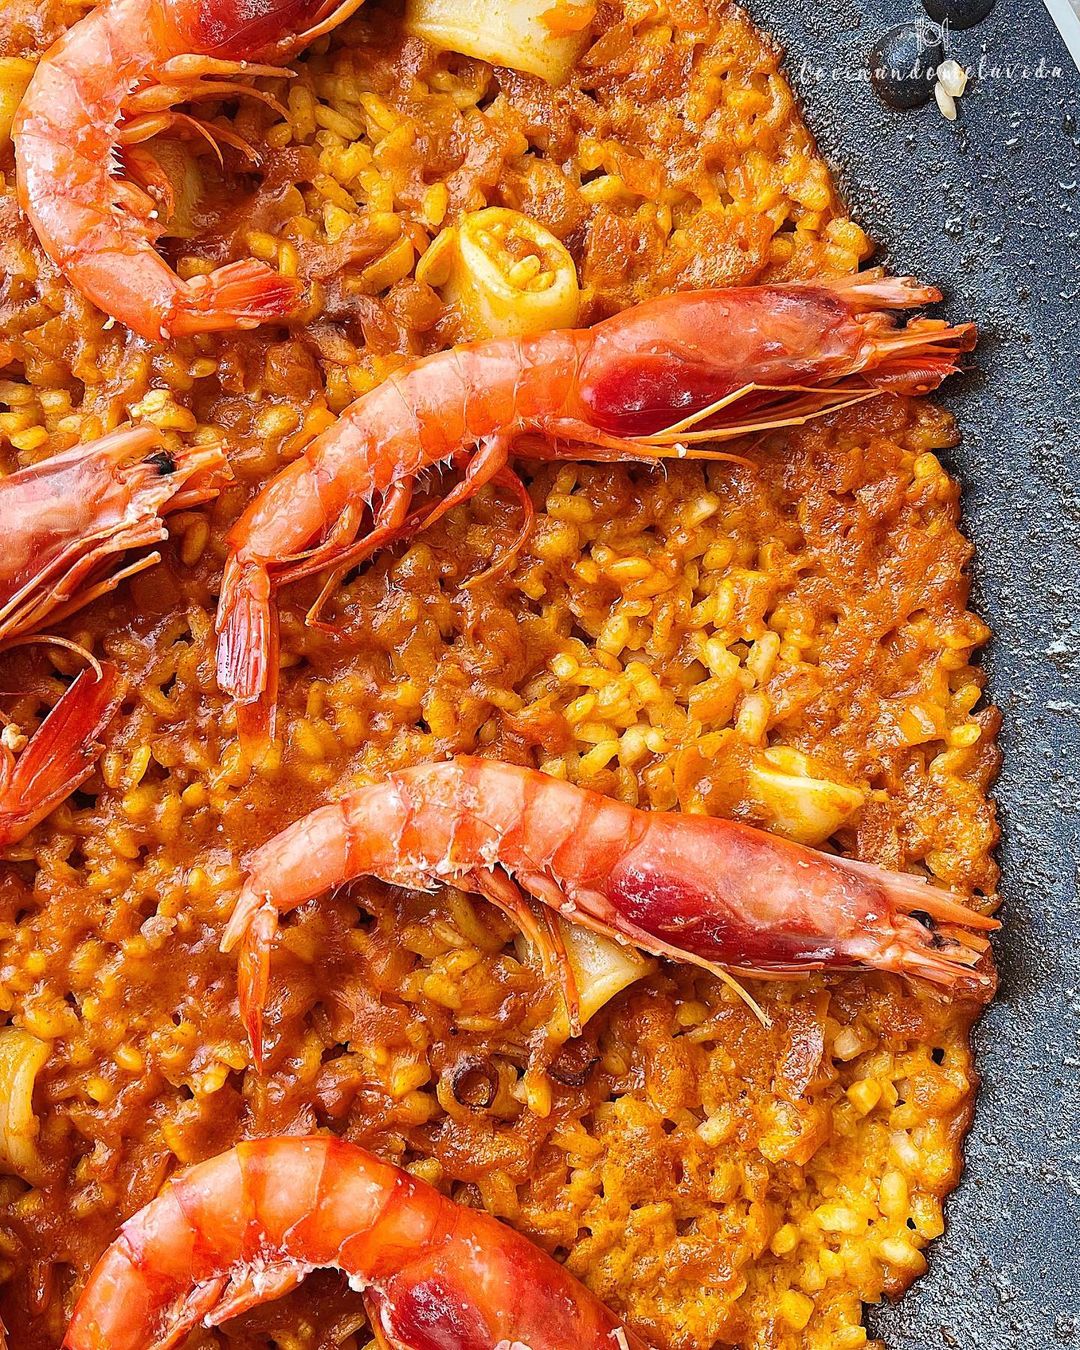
[0,0,996,1346]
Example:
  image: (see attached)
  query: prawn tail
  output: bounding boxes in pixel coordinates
[236,901,278,1069]
[0,662,121,847]
[216,556,273,708]
[166,260,301,338]
[217,552,281,755]
[236,683,277,761]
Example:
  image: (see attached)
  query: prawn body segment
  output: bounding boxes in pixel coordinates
[216,276,976,734]
[13,0,350,340]
[63,1135,650,1350]
[224,757,997,1063]
[573,278,962,437]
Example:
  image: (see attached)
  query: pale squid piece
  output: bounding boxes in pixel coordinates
[0,58,34,145]
[405,0,595,83]
[534,919,655,1040]
[419,207,581,341]
[63,1136,651,1350]
[0,1027,51,1182]
[748,747,865,847]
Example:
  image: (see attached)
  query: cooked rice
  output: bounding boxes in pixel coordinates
[0,0,997,1345]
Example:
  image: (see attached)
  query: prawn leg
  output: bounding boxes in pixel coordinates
[287,431,511,593]
[202,1267,306,1329]
[304,439,528,617]
[465,867,582,1037]
[304,485,414,630]
[118,113,257,166]
[362,1294,395,1350]
[461,464,535,587]
[156,54,291,79]
[280,0,372,53]
[231,484,413,749]
[228,435,516,754]
[123,81,288,122]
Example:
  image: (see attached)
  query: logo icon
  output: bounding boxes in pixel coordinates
[915,13,951,54]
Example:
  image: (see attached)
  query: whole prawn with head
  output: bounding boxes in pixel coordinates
[0,424,225,847]
[216,272,976,744]
[224,757,998,1067]
[13,0,364,341]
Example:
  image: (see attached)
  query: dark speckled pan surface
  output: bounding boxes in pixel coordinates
[746,1,1080,1344]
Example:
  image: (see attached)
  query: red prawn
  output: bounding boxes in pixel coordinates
[0,423,224,846]
[215,273,975,744]
[14,0,362,340]
[63,1135,651,1350]
[222,756,997,1066]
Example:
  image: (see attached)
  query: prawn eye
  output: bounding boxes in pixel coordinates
[146,450,177,475]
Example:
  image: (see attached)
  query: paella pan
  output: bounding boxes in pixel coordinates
[0,0,1007,1344]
